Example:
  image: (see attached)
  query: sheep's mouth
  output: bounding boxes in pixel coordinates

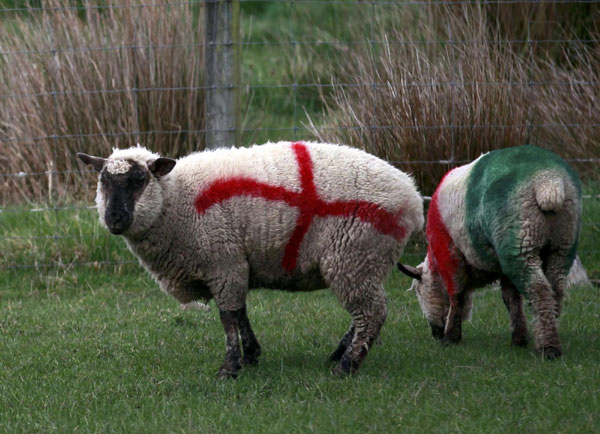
[107,222,130,235]
[105,216,133,234]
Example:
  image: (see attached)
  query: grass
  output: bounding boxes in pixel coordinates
[1,2,600,432]
[1,267,599,432]
[1,195,600,432]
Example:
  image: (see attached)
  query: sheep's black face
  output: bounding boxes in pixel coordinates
[100,161,149,234]
[78,150,176,236]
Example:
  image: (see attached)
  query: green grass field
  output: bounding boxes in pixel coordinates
[2,266,599,432]
[1,202,600,433]
[2,1,600,432]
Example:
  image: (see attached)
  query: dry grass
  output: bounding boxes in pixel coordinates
[311,4,600,195]
[2,2,598,204]
[0,0,205,205]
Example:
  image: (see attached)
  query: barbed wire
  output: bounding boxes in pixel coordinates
[0,0,598,16]
[2,37,597,60]
[2,78,599,102]
[1,121,599,147]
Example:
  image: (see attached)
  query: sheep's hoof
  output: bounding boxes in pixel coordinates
[441,335,461,346]
[242,352,260,367]
[511,333,529,348]
[331,358,359,377]
[431,324,445,341]
[217,368,239,379]
[540,346,562,360]
[217,362,241,379]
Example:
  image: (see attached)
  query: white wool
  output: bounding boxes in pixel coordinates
[108,144,161,166]
[435,157,494,272]
[106,159,132,174]
[90,140,425,376]
[533,171,566,211]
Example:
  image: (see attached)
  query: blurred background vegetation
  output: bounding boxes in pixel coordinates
[1,0,599,204]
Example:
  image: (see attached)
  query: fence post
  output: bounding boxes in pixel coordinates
[204,0,241,150]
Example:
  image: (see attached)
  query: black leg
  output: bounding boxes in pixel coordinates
[500,277,529,347]
[431,324,445,340]
[331,286,387,376]
[442,291,467,345]
[238,306,262,366]
[329,324,355,362]
[218,309,243,379]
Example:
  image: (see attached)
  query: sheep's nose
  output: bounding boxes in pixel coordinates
[105,207,131,234]
[109,210,124,222]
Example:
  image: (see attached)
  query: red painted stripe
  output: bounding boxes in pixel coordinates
[282,212,314,271]
[426,170,459,298]
[195,177,301,213]
[195,141,407,272]
[292,142,318,202]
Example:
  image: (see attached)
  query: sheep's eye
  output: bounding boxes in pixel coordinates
[130,172,147,187]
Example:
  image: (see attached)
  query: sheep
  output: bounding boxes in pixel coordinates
[78,141,424,377]
[397,145,581,359]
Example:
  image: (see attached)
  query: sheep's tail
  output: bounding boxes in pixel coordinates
[533,172,566,212]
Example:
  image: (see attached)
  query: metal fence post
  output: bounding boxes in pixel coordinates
[204,0,241,150]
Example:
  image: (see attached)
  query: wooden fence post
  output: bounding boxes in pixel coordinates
[204,0,241,149]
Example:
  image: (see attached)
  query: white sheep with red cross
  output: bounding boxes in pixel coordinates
[79,141,424,377]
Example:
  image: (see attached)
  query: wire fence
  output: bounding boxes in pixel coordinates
[1,0,599,275]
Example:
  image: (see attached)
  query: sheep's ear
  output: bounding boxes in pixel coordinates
[78,153,106,172]
[148,157,176,178]
[397,263,422,280]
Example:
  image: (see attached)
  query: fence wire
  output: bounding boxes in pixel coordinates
[1,0,600,274]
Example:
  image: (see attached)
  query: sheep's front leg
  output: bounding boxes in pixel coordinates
[500,276,529,347]
[238,306,261,366]
[212,262,252,377]
[443,289,469,345]
[218,309,243,378]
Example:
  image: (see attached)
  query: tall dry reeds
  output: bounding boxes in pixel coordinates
[312,4,600,194]
[0,0,205,205]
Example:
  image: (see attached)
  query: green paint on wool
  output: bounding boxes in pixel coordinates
[465,145,581,294]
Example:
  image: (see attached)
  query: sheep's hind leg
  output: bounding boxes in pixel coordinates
[329,324,355,362]
[500,276,529,347]
[332,283,387,376]
[238,305,262,366]
[522,264,562,359]
[218,309,243,379]
[543,252,570,319]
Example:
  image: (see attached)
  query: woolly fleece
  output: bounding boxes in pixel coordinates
[89,140,424,375]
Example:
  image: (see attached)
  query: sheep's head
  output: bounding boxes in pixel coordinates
[78,146,176,237]
[398,257,450,340]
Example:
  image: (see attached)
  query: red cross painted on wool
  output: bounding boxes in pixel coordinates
[195,142,406,271]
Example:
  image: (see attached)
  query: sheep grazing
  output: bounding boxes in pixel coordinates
[397,145,581,359]
[78,141,424,377]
